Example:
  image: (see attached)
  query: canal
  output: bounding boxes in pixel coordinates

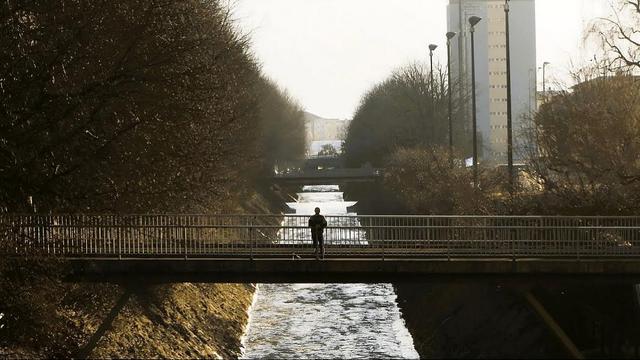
[241,185,419,359]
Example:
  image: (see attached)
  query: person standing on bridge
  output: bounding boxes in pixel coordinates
[309,207,327,259]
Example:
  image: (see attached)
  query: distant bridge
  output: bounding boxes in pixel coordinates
[272,168,382,185]
[2,215,640,282]
[302,155,343,170]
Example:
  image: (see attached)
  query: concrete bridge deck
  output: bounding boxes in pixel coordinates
[68,257,640,283]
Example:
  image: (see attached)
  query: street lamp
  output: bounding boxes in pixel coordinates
[469,15,482,188]
[542,61,550,98]
[446,32,457,161]
[504,0,514,193]
[428,43,438,144]
[428,44,438,92]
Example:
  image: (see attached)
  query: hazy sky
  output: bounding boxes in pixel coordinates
[233,0,612,119]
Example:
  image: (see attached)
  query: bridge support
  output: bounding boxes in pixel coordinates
[523,290,584,359]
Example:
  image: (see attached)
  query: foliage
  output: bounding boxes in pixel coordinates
[0,0,305,213]
[383,146,498,214]
[346,2,640,218]
[317,144,338,157]
[0,1,306,354]
[523,74,640,213]
[380,73,640,216]
[255,79,306,174]
[343,63,468,167]
[0,255,73,357]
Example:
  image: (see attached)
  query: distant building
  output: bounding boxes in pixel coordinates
[447,0,537,163]
[304,112,351,155]
[536,89,563,109]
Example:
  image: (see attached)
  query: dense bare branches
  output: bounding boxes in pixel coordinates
[591,0,640,71]
[343,63,467,167]
[383,146,478,214]
[524,74,640,213]
[0,1,305,213]
[255,79,306,174]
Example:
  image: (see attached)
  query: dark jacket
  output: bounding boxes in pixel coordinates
[308,214,327,233]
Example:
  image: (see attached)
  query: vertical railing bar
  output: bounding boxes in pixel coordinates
[183,216,187,260]
[447,217,451,261]
[250,216,254,260]
[152,215,156,256]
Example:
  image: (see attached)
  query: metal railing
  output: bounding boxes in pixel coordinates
[1,214,640,259]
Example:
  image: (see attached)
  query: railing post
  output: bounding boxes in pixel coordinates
[117,216,122,260]
[576,226,581,262]
[446,218,451,261]
[447,228,451,261]
[381,223,385,261]
[183,217,188,260]
[511,219,516,262]
[250,216,254,261]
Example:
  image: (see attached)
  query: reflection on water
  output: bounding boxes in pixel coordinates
[241,185,419,359]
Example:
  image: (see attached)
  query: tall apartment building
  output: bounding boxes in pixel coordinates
[447,0,536,163]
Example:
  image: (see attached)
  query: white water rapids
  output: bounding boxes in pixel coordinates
[241,185,419,359]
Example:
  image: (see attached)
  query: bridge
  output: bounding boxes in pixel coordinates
[272,167,381,185]
[2,215,640,282]
[302,155,343,170]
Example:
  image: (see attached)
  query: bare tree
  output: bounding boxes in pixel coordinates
[343,63,469,167]
[523,72,640,213]
[591,0,640,71]
[382,146,501,214]
[0,1,306,213]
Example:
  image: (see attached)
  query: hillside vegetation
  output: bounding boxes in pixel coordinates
[0,0,305,213]
[0,1,304,357]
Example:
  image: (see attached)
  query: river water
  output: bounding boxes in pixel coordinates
[241,185,419,359]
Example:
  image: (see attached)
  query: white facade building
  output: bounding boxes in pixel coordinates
[447,0,536,163]
[304,111,351,155]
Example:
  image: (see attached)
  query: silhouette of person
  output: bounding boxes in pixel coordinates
[308,207,327,259]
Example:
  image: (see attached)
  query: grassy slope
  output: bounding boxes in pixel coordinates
[1,187,295,359]
[87,283,255,359]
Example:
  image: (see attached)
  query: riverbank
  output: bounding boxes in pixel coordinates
[1,275,257,359]
[0,185,292,359]
[344,182,640,358]
[86,283,255,359]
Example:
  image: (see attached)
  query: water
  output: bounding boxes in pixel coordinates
[241,185,419,359]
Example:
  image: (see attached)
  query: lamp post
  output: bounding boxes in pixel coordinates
[542,61,550,98]
[446,32,456,161]
[429,44,438,91]
[469,15,482,189]
[505,0,514,193]
[428,44,438,144]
